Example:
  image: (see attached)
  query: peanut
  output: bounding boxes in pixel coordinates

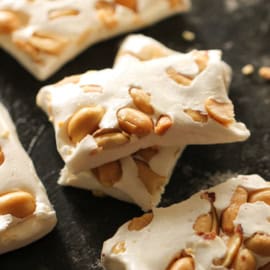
[134,147,159,162]
[245,233,270,257]
[134,159,166,195]
[167,257,194,270]
[193,213,212,233]
[193,51,209,72]
[81,84,103,93]
[67,106,105,143]
[0,10,28,33]
[168,0,184,9]
[115,0,137,11]
[166,67,192,86]
[48,8,80,20]
[205,98,235,126]
[129,87,154,115]
[117,107,153,136]
[111,241,126,254]
[221,186,248,234]
[128,213,153,231]
[94,131,129,149]
[92,161,122,187]
[184,109,208,123]
[138,45,168,60]
[154,115,173,136]
[248,188,270,205]
[0,190,36,218]
[96,1,117,29]
[0,147,4,165]
[232,249,256,270]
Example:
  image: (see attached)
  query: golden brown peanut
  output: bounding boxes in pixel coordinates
[94,131,129,149]
[92,161,122,187]
[115,0,137,11]
[48,8,80,20]
[245,233,270,257]
[248,188,270,205]
[221,186,248,234]
[184,109,208,123]
[111,241,126,254]
[0,10,27,33]
[96,1,117,29]
[193,51,209,72]
[154,115,173,136]
[134,147,159,162]
[128,213,153,231]
[166,67,192,86]
[0,190,36,218]
[117,107,153,136]
[67,106,105,143]
[0,147,4,165]
[205,98,235,126]
[134,159,166,195]
[232,249,256,270]
[129,87,154,115]
[193,213,212,233]
[167,257,194,270]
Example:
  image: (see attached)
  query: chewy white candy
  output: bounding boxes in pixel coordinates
[37,48,250,173]
[0,0,190,80]
[0,103,57,254]
[102,175,270,270]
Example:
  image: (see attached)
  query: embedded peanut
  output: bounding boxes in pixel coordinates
[193,51,209,72]
[248,188,270,205]
[48,8,80,20]
[193,213,212,233]
[115,0,137,11]
[129,87,154,114]
[134,147,159,162]
[138,44,168,61]
[184,109,208,123]
[111,241,126,254]
[0,147,4,165]
[0,10,27,33]
[167,257,195,270]
[155,115,173,136]
[166,67,192,86]
[94,131,129,149]
[205,98,235,126]
[96,1,117,29]
[245,233,270,257]
[92,161,122,187]
[128,213,153,231]
[0,191,36,218]
[67,106,105,143]
[134,159,166,195]
[117,108,153,136]
[232,248,256,270]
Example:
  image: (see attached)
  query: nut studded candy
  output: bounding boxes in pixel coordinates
[37,47,250,173]
[102,175,270,270]
[0,0,190,80]
[0,103,56,254]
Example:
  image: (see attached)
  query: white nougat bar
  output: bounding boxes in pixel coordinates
[0,0,190,80]
[102,174,270,270]
[37,48,250,173]
[0,103,57,254]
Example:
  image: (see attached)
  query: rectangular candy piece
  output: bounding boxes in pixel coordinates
[102,175,270,270]
[58,35,186,211]
[37,48,250,173]
[0,0,190,80]
[0,103,56,254]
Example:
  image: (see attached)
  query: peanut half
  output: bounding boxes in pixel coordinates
[221,186,248,234]
[154,115,173,136]
[184,109,208,123]
[94,131,129,149]
[95,1,117,29]
[0,190,36,218]
[48,8,80,20]
[115,0,137,12]
[67,106,105,144]
[128,213,153,231]
[134,147,159,162]
[92,160,122,187]
[166,67,192,86]
[166,254,195,270]
[205,98,235,126]
[134,159,166,195]
[111,241,126,254]
[0,146,4,165]
[129,87,154,115]
[245,233,270,257]
[232,248,256,270]
[248,188,270,205]
[117,107,153,136]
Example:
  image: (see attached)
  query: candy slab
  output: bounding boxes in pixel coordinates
[0,0,190,80]
[37,49,250,173]
[102,174,270,270]
[0,103,57,254]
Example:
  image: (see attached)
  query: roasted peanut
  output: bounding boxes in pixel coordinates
[154,115,173,136]
[96,1,117,29]
[129,87,154,114]
[205,98,235,126]
[184,109,208,123]
[0,190,36,218]
[111,241,126,254]
[232,248,256,270]
[128,213,153,231]
[48,8,80,20]
[0,147,4,165]
[115,0,137,11]
[248,188,270,205]
[245,233,270,257]
[117,107,153,136]
[134,147,159,162]
[0,10,28,33]
[92,161,122,187]
[193,213,212,233]
[166,67,192,86]
[94,131,129,149]
[193,51,209,72]
[67,106,105,143]
[134,159,166,195]
[166,256,195,270]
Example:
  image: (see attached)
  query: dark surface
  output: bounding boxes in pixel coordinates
[1,0,270,269]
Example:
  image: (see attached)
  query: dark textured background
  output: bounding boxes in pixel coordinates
[0,0,270,269]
